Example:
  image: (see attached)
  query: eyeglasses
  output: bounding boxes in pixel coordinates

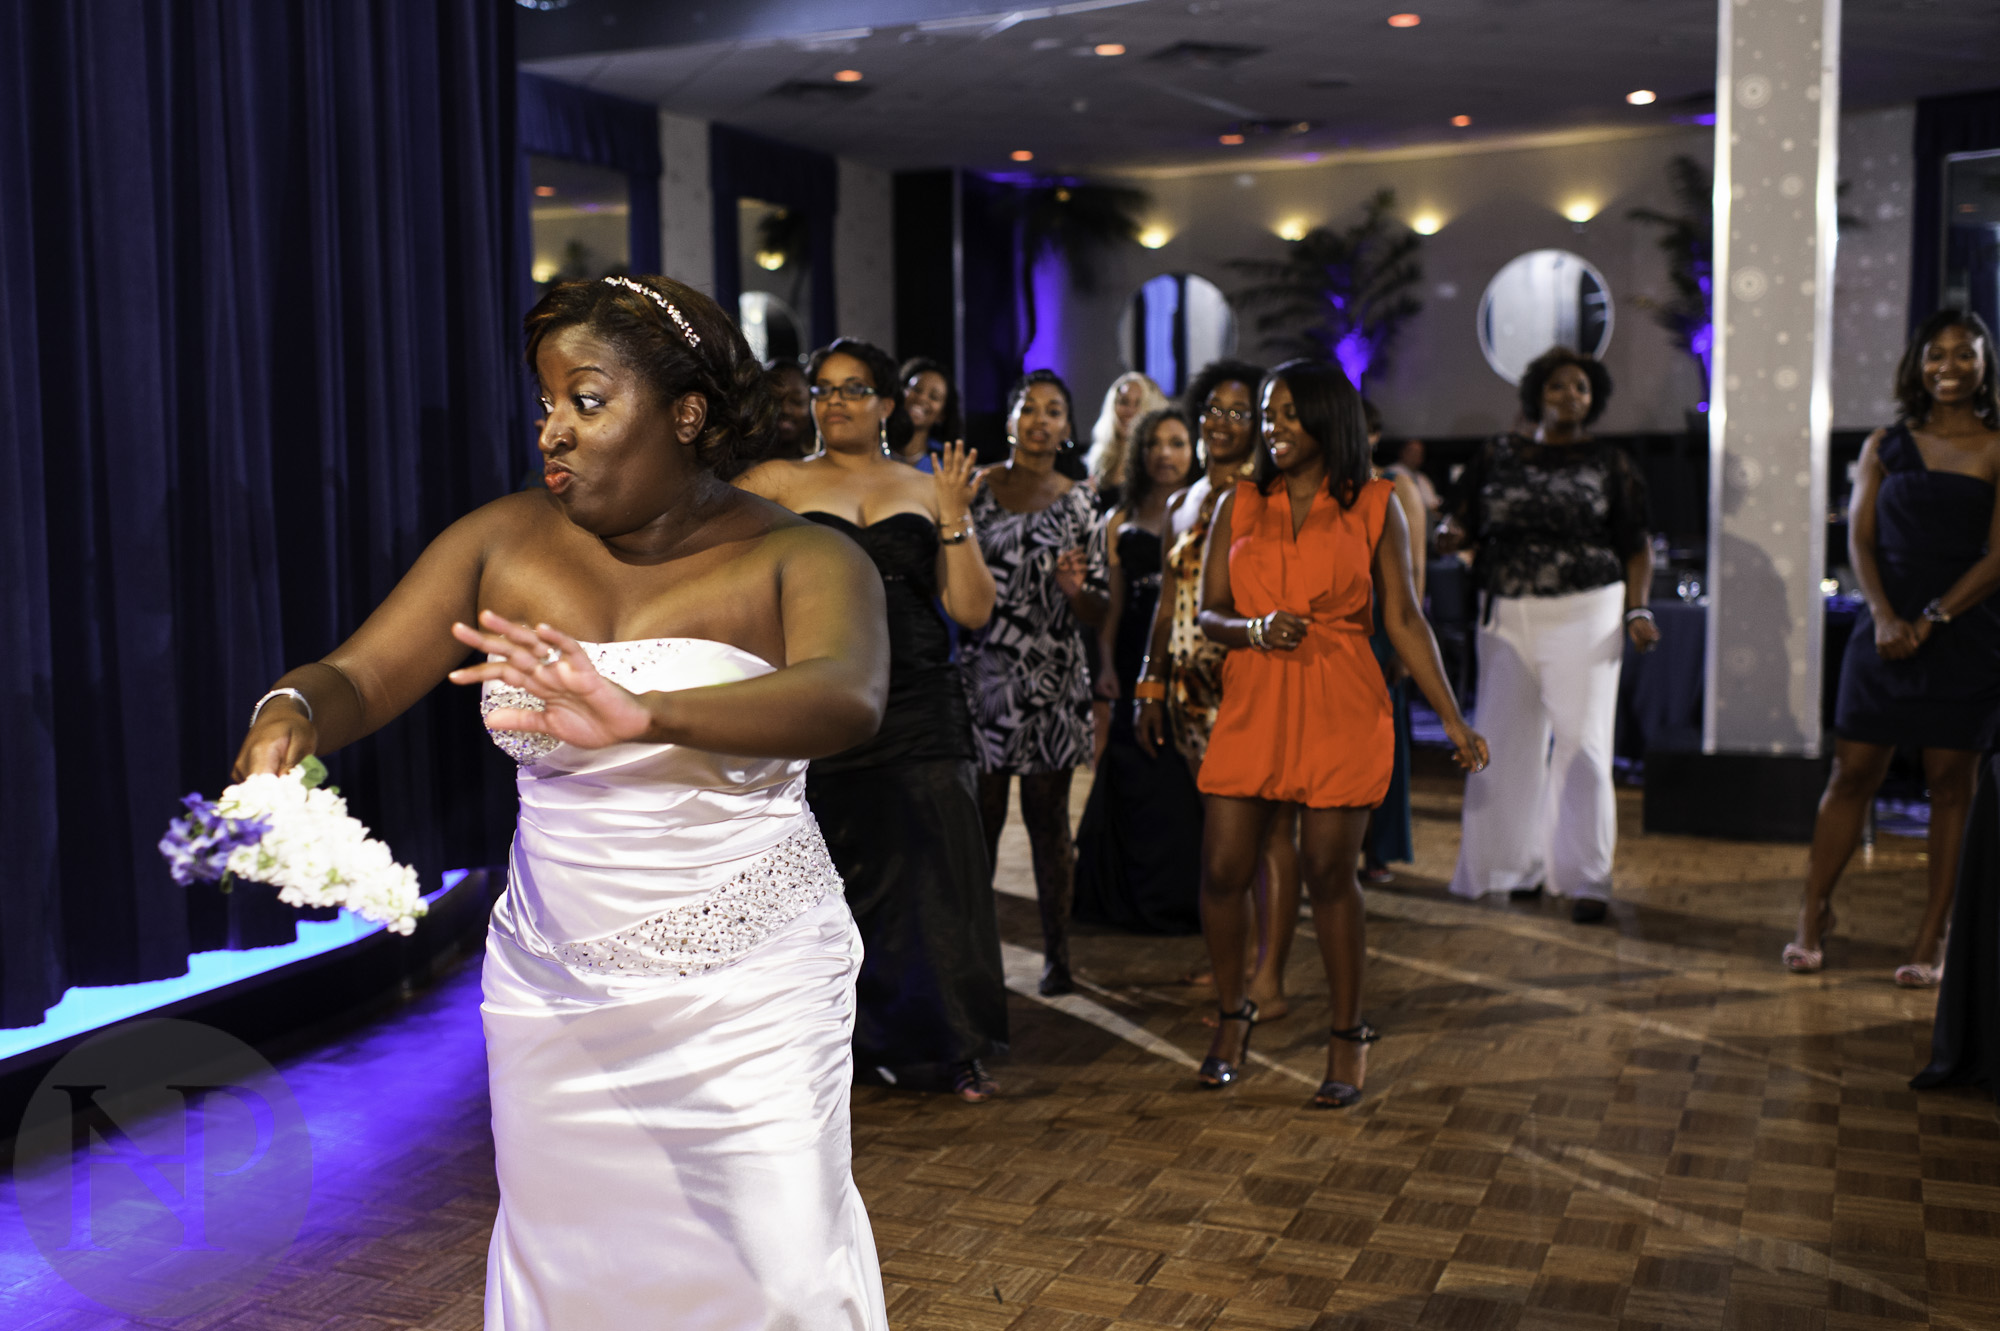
[809,382,879,402]
[1203,405,1253,425]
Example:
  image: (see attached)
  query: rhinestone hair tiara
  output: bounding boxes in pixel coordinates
[601,275,701,348]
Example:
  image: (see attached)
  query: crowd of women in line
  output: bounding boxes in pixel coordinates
[741,304,2000,1112]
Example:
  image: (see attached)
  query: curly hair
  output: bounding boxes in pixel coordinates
[1121,406,1198,509]
[1182,358,1266,447]
[898,356,963,446]
[807,337,912,453]
[1257,359,1372,508]
[523,275,773,474]
[1896,308,2000,429]
[1517,346,1613,426]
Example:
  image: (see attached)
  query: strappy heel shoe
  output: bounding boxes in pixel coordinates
[950,1059,999,1102]
[1196,1000,1258,1088]
[1311,1022,1380,1109]
[1782,901,1836,974]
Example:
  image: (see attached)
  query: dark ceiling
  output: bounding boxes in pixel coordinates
[519,0,2000,174]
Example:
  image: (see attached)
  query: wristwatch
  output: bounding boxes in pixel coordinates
[1921,597,1952,625]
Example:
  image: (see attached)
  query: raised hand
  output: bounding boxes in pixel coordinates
[933,440,982,526]
[1054,547,1090,599]
[447,611,654,750]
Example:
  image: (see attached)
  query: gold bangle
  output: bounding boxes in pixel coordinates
[1132,678,1168,701]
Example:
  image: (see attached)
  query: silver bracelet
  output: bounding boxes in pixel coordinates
[1623,607,1656,625]
[1247,615,1267,649]
[250,687,313,728]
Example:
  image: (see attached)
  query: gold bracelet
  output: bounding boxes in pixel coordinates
[1132,678,1168,702]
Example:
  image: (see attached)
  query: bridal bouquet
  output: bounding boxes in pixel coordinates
[158,757,427,935]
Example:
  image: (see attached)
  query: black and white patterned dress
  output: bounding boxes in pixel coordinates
[960,485,1105,774]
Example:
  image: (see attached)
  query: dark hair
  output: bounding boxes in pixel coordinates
[524,275,772,473]
[899,356,964,446]
[1258,359,1372,508]
[808,337,912,453]
[1897,308,2000,429]
[1182,358,1266,450]
[763,357,807,381]
[1006,368,1077,442]
[1122,406,1197,509]
[1517,346,1613,426]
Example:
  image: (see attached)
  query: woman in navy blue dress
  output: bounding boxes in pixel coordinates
[1787,310,2000,983]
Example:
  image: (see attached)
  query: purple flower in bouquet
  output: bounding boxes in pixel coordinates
[158,793,271,886]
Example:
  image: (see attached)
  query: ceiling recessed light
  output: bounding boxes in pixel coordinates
[755,250,787,271]
[1450,114,1471,127]
[1093,43,1126,56]
[1010,149,1035,161]
[1626,88,1656,105]
[1138,226,1171,249]
[834,69,863,83]
[1411,213,1443,235]
[534,185,557,197]
[1387,13,1421,28]
[1561,199,1599,223]
[1275,217,1310,241]
[1219,133,1246,145]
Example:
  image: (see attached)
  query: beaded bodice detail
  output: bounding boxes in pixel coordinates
[543,822,841,978]
[480,638,723,765]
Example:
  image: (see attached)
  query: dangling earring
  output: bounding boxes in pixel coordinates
[879,418,892,456]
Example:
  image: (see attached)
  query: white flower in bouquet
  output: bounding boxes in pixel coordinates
[160,757,428,936]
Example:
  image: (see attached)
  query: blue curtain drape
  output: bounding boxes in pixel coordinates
[517,72,663,277]
[1910,86,2000,330]
[0,0,521,1028]
[709,124,839,348]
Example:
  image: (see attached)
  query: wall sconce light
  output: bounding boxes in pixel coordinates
[755,250,787,271]
[1560,199,1600,226]
[1275,217,1309,242]
[1010,149,1035,162]
[1410,212,1443,236]
[1138,226,1171,249]
[531,259,559,283]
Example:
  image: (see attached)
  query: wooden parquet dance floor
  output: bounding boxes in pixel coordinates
[4,754,1995,1329]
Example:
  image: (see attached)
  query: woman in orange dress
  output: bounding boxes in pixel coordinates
[1196,360,1486,1108]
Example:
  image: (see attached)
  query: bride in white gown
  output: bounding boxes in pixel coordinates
[231,274,893,1329]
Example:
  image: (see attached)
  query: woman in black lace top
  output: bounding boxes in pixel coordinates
[1442,348,1657,924]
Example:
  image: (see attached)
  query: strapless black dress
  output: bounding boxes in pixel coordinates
[1074,526,1204,934]
[1835,425,2000,751]
[802,512,1008,1069]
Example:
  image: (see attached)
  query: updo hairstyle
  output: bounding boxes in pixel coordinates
[523,275,774,474]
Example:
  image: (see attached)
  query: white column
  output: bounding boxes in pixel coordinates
[1704,0,1841,756]
[658,111,713,295]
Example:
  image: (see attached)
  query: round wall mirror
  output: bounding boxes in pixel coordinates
[1476,249,1613,384]
[1119,272,1237,396]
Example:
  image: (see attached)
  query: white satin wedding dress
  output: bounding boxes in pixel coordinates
[478,638,888,1330]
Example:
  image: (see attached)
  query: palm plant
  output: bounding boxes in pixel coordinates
[1014,181,1151,364]
[1227,188,1424,389]
[1627,156,1715,389]
[1629,154,1862,392]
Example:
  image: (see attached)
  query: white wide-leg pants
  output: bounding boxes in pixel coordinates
[1449,583,1625,902]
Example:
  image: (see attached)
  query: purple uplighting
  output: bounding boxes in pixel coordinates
[1334,330,1373,390]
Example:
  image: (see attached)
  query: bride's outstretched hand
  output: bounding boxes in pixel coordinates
[448,611,654,750]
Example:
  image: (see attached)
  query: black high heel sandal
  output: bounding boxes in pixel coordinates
[1310,1022,1380,1109]
[1196,1000,1258,1088]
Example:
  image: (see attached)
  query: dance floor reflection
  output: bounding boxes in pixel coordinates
[4,753,1993,1329]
